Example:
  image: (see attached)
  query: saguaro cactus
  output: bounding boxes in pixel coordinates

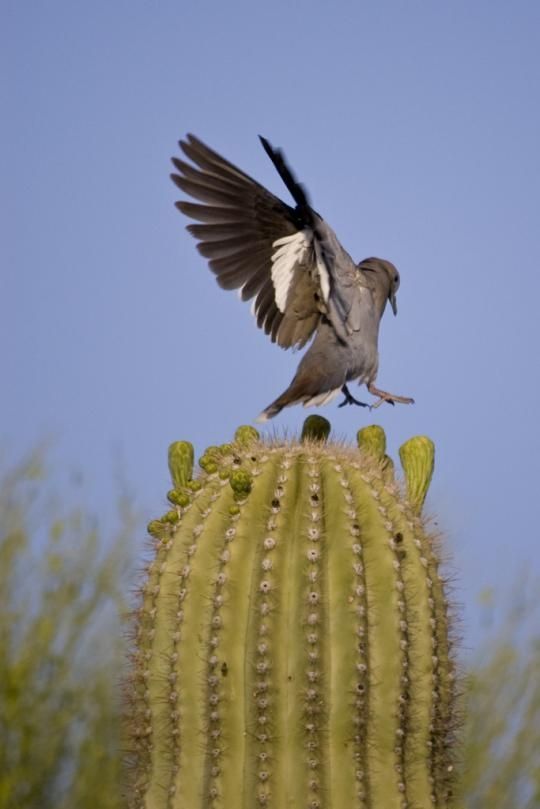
[127,418,458,809]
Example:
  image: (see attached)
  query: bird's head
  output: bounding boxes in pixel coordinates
[357,257,400,316]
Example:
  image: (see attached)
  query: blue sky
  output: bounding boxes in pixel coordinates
[3,1,540,651]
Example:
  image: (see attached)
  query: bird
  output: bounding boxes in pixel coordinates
[170,134,414,421]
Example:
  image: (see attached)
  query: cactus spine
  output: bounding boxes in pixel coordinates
[127,419,457,809]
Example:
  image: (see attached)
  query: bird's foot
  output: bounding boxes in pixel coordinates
[337,384,369,409]
[367,383,415,410]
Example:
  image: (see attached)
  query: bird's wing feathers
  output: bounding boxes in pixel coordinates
[171,134,361,349]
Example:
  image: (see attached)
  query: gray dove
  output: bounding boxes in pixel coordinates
[171,135,414,421]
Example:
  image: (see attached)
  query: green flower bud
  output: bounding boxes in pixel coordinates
[234,425,260,446]
[229,469,253,499]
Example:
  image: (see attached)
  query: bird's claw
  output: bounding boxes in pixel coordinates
[338,397,369,408]
[338,385,369,409]
[369,393,415,410]
[370,397,395,410]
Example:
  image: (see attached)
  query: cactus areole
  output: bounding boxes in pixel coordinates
[127,418,457,809]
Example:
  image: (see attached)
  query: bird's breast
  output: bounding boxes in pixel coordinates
[345,329,379,383]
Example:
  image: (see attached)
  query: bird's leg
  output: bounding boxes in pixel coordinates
[337,384,369,409]
[367,382,415,409]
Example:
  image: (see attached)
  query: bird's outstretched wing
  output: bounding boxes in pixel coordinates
[171,135,361,349]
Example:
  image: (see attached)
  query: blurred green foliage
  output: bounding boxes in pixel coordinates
[460,585,540,808]
[0,450,135,809]
[0,451,538,807]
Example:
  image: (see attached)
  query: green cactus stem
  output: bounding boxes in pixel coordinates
[358,424,395,480]
[127,420,457,809]
[301,414,331,442]
[399,435,436,515]
[357,424,387,459]
[167,441,194,489]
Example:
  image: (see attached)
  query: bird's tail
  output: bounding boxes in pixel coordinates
[255,401,285,423]
[256,382,342,422]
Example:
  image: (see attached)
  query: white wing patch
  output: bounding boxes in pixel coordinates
[313,239,331,305]
[270,230,312,313]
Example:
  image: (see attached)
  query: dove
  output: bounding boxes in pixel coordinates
[170,134,414,421]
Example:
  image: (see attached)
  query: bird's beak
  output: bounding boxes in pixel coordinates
[390,291,398,316]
